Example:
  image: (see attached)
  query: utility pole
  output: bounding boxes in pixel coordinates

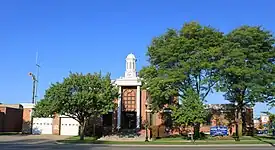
[29,72,36,104]
[35,52,40,104]
[29,52,40,104]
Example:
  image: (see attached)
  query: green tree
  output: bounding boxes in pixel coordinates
[34,72,118,140]
[139,22,223,137]
[261,111,275,133]
[170,88,207,140]
[217,26,275,139]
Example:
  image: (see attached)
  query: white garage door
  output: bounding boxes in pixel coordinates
[60,118,79,136]
[32,118,53,135]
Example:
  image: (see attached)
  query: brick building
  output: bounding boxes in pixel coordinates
[0,104,23,132]
[2,53,253,137]
[21,103,35,134]
[99,54,254,136]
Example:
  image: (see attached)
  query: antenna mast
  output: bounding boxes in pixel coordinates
[34,52,40,104]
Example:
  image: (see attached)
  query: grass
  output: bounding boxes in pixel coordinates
[57,136,98,144]
[0,132,21,136]
[57,135,275,145]
[157,135,256,141]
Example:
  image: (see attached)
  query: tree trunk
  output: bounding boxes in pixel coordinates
[79,119,87,140]
[191,126,194,142]
[194,123,200,139]
[238,110,243,137]
[235,107,241,141]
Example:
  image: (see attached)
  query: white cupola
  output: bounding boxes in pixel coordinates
[125,53,137,78]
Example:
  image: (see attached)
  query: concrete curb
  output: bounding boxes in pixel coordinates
[55,142,272,147]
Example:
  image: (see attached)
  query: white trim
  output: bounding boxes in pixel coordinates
[145,110,152,112]
[136,86,141,128]
[117,86,122,130]
[20,103,35,109]
[115,77,142,86]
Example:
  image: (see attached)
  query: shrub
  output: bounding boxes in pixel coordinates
[198,132,208,140]
[151,125,159,139]
[158,125,166,138]
[85,125,103,138]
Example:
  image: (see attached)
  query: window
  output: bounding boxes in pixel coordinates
[103,112,113,126]
[122,88,136,111]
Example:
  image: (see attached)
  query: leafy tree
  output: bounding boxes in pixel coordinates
[33,98,56,118]
[139,22,223,137]
[170,88,207,140]
[261,111,275,133]
[217,26,275,138]
[34,72,118,140]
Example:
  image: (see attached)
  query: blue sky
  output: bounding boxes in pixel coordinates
[0,0,274,116]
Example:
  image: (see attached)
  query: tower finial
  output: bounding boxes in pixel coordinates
[125,53,137,78]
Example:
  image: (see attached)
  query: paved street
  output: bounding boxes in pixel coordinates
[0,135,275,150]
[0,135,70,144]
[0,143,275,150]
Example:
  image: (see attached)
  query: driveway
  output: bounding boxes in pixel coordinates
[0,134,70,144]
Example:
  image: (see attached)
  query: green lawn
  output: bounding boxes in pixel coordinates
[57,135,275,145]
[57,136,98,143]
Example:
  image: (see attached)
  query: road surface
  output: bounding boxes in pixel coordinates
[0,143,275,150]
[0,135,274,150]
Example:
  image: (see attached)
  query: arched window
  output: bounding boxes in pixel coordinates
[122,89,136,111]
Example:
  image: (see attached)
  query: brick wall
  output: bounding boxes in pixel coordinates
[4,107,23,132]
[22,108,32,134]
[141,89,147,128]
[0,112,4,132]
[112,98,118,132]
[52,113,60,135]
[0,107,23,132]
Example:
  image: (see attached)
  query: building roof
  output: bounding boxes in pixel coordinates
[126,53,136,59]
[0,104,23,109]
[205,104,253,110]
[20,103,35,109]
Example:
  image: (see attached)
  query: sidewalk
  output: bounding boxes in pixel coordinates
[55,142,272,147]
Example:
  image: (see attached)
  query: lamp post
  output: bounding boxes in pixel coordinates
[235,102,240,141]
[220,110,224,126]
[28,72,36,104]
[145,101,149,142]
[28,72,37,134]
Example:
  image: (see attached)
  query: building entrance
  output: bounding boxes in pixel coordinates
[121,111,136,129]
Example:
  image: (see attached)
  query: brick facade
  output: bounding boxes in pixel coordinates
[0,105,23,132]
[21,103,35,134]
[0,112,4,132]
[52,113,60,135]
[22,108,32,134]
